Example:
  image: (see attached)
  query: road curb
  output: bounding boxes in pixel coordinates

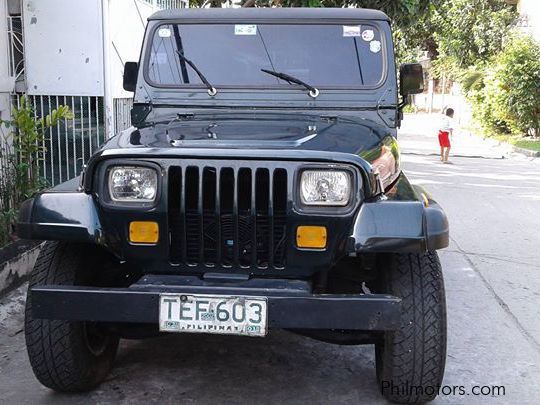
[0,240,43,297]
[512,146,540,158]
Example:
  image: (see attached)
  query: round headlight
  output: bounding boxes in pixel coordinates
[300,170,351,206]
[109,166,158,202]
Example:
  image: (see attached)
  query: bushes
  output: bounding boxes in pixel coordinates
[462,65,510,135]
[0,96,73,247]
[463,34,540,137]
[493,35,540,137]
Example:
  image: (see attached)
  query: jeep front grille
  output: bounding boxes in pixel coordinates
[168,162,288,270]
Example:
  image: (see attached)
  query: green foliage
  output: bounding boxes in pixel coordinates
[0,209,17,248]
[360,0,515,75]
[514,139,540,152]
[464,67,509,134]
[459,67,485,94]
[194,0,434,30]
[402,103,416,113]
[462,35,540,137]
[433,0,516,69]
[490,35,540,137]
[0,96,73,246]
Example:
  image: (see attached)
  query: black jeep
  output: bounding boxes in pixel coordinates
[18,8,448,404]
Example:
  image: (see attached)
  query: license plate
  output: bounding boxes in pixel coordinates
[159,294,268,337]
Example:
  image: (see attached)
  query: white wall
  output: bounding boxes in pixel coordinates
[23,0,105,96]
[0,0,13,94]
[0,0,11,173]
[412,81,473,127]
[518,0,540,40]
[109,0,155,99]
[0,0,12,122]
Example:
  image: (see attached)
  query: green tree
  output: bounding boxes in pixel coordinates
[433,0,516,68]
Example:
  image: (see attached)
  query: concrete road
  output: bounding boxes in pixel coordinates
[1,114,540,404]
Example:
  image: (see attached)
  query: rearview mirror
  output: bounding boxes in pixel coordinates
[399,63,424,96]
[123,62,138,92]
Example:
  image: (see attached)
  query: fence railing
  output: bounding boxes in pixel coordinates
[113,97,134,134]
[141,0,188,9]
[0,132,12,211]
[11,95,105,187]
[7,15,24,83]
[6,95,138,188]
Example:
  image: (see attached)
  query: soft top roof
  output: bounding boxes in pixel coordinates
[148,7,390,23]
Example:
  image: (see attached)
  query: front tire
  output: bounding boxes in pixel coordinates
[24,242,119,392]
[375,252,447,404]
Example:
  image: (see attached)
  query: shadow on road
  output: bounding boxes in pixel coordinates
[99,331,380,404]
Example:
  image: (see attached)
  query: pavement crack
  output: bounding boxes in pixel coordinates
[450,236,540,354]
[444,249,540,268]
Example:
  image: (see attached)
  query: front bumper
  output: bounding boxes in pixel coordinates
[31,275,401,331]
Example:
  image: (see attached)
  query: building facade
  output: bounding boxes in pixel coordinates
[506,0,540,40]
[0,0,187,187]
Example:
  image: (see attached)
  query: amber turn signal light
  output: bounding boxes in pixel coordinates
[296,226,327,249]
[129,221,159,244]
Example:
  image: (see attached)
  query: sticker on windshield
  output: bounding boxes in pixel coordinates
[343,25,361,37]
[362,29,375,42]
[158,28,171,38]
[370,40,382,53]
[235,25,257,35]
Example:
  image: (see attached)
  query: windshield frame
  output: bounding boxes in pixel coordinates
[142,20,389,92]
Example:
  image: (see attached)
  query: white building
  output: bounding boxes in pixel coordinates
[506,0,540,40]
[0,0,187,186]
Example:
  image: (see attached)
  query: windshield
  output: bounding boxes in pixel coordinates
[146,23,385,88]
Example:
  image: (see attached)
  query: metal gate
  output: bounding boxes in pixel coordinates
[113,97,134,134]
[12,95,105,187]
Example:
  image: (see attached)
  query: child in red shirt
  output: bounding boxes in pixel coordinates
[438,108,455,163]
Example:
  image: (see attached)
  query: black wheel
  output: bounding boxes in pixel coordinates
[375,252,447,404]
[24,242,119,392]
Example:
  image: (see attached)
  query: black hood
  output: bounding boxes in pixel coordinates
[112,113,393,156]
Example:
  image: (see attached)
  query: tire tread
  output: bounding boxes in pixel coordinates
[377,252,447,404]
[24,242,118,392]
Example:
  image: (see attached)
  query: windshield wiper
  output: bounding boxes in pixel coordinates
[261,69,319,98]
[175,50,217,96]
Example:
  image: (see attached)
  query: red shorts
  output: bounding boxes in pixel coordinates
[438,130,451,147]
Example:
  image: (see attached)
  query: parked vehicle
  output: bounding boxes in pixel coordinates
[18,8,448,403]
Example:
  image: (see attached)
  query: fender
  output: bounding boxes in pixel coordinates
[16,178,103,244]
[348,173,449,253]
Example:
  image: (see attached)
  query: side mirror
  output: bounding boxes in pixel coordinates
[399,63,424,96]
[123,62,139,92]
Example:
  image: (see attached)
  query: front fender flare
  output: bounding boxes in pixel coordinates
[17,192,103,244]
[348,186,449,253]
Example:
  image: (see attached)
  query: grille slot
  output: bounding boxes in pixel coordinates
[168,163,288,270]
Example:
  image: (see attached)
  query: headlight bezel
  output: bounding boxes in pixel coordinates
[99,160,162,209]
[295,165,361,214]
